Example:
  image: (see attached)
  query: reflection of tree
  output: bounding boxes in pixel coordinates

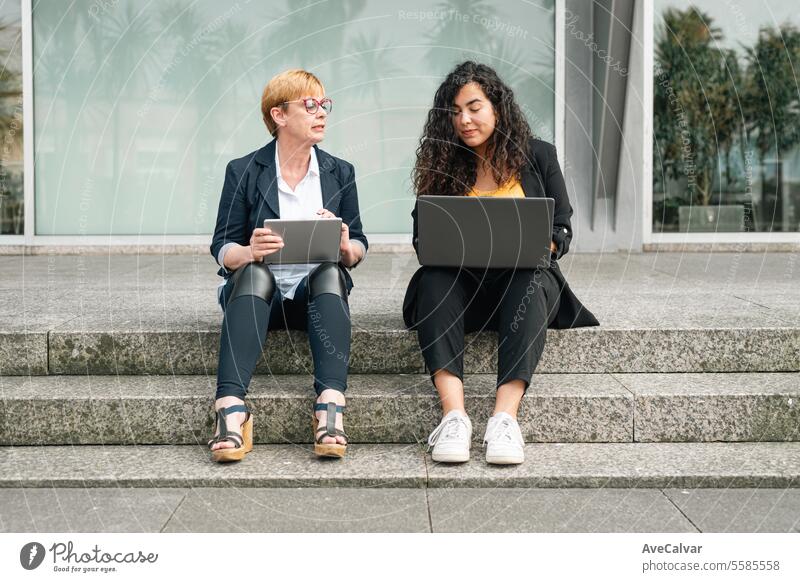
[742,24,800,228]
[158,3,219,97]
[488,40,552,124]
[0,21,21,124]
[33,7,97,144]
[424,0,494,68]
[343,33,405,162]
[654,7,740,207]
[94,2,159,185]
[269,0,366,88]
[29,7,103,232]
[157,3,230,156]
[34,2,164,233]
[655,5,800,232]
[211,19,261,100]
[486,42,530,88]
[0,18,22,234]
[715,52,742,190]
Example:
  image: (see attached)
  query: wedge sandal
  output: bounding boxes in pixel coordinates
[207,404,253,463]
[312,401,348,458]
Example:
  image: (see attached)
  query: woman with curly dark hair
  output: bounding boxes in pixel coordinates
[403,61,598,465]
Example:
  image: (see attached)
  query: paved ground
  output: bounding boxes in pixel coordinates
[2,487,799,533]
[0,250,797,329]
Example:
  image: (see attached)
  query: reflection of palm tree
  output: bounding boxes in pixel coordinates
[486,41,549,89]
[654,7,733,206]
[0,18,22,234]
[343,33,405,163]
[155,3,252,231]
[742,24,800,230]
[268,0,366,88]
[157,2,223,139]
[484,42,526,87]
[32,8,97,129]
[30,7,104,233]
[0,19,21,133]
[489,41,554,139]
[94,3,159,184]
[158,3,218,96]
[424,0,494,70]
[212,20,261,101]
[713,49,741,192]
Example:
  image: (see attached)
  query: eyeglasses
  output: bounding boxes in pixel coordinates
[281,97,333,115]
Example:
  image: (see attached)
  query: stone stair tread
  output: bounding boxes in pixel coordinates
[1,442,797,488]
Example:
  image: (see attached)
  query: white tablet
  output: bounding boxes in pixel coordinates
[262,218,341,264]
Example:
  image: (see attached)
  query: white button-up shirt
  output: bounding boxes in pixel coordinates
[269,145,325,299]
[217,146,325,301]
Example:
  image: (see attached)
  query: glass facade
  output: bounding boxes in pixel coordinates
[654,0,800,234]
[0,0,22,235]
[30,0,555,236]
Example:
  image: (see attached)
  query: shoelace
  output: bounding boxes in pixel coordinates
[427,415,470,450]
[483,417,520,447]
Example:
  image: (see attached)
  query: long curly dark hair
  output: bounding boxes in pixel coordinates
[413,61,533,197]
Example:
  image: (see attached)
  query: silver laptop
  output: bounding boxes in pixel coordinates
[262,218,341,265]
[417,196,554,269]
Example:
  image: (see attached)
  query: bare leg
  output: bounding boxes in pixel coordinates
[433,369,466,416]
[493,379,526,418]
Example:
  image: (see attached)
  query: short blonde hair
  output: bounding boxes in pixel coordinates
[261,69,325,136]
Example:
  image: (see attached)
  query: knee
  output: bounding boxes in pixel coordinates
[418,267,460,291]
[230,262,276,303]
[417,268,469,316]
[308,262,347,299]
[508,268,547,295]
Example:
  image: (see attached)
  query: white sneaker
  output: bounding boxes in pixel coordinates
[427,410,472,463]
[483,412,525,465]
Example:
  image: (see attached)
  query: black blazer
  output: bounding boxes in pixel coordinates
[209,138,368,291]
[403,137,599,329]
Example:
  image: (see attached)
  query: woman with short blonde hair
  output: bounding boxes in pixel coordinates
[208,69,368,462]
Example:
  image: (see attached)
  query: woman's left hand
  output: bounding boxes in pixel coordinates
[316,208,351,254]
[316,208,361,267]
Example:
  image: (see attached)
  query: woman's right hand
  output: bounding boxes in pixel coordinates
[248,227,284,261]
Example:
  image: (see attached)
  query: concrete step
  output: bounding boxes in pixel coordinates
[2,373,797,445]
[3,252,798,377]
[1,442,798,488]
[1,323,798,376]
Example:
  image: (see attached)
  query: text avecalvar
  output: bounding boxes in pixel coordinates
[642,544,702,554]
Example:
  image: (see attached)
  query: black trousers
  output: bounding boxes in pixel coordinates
[414,266,560,389]
[215,263,351,401]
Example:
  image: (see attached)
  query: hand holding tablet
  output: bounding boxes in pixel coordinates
[262,215,342,264]
[316,208,352,257]
[248,227,284,261]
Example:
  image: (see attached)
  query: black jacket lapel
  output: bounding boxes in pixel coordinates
[316,146,340,212]
[255,140,280,217]
[520,151,546,199]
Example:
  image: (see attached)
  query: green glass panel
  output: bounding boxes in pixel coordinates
[33,0,554,235]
